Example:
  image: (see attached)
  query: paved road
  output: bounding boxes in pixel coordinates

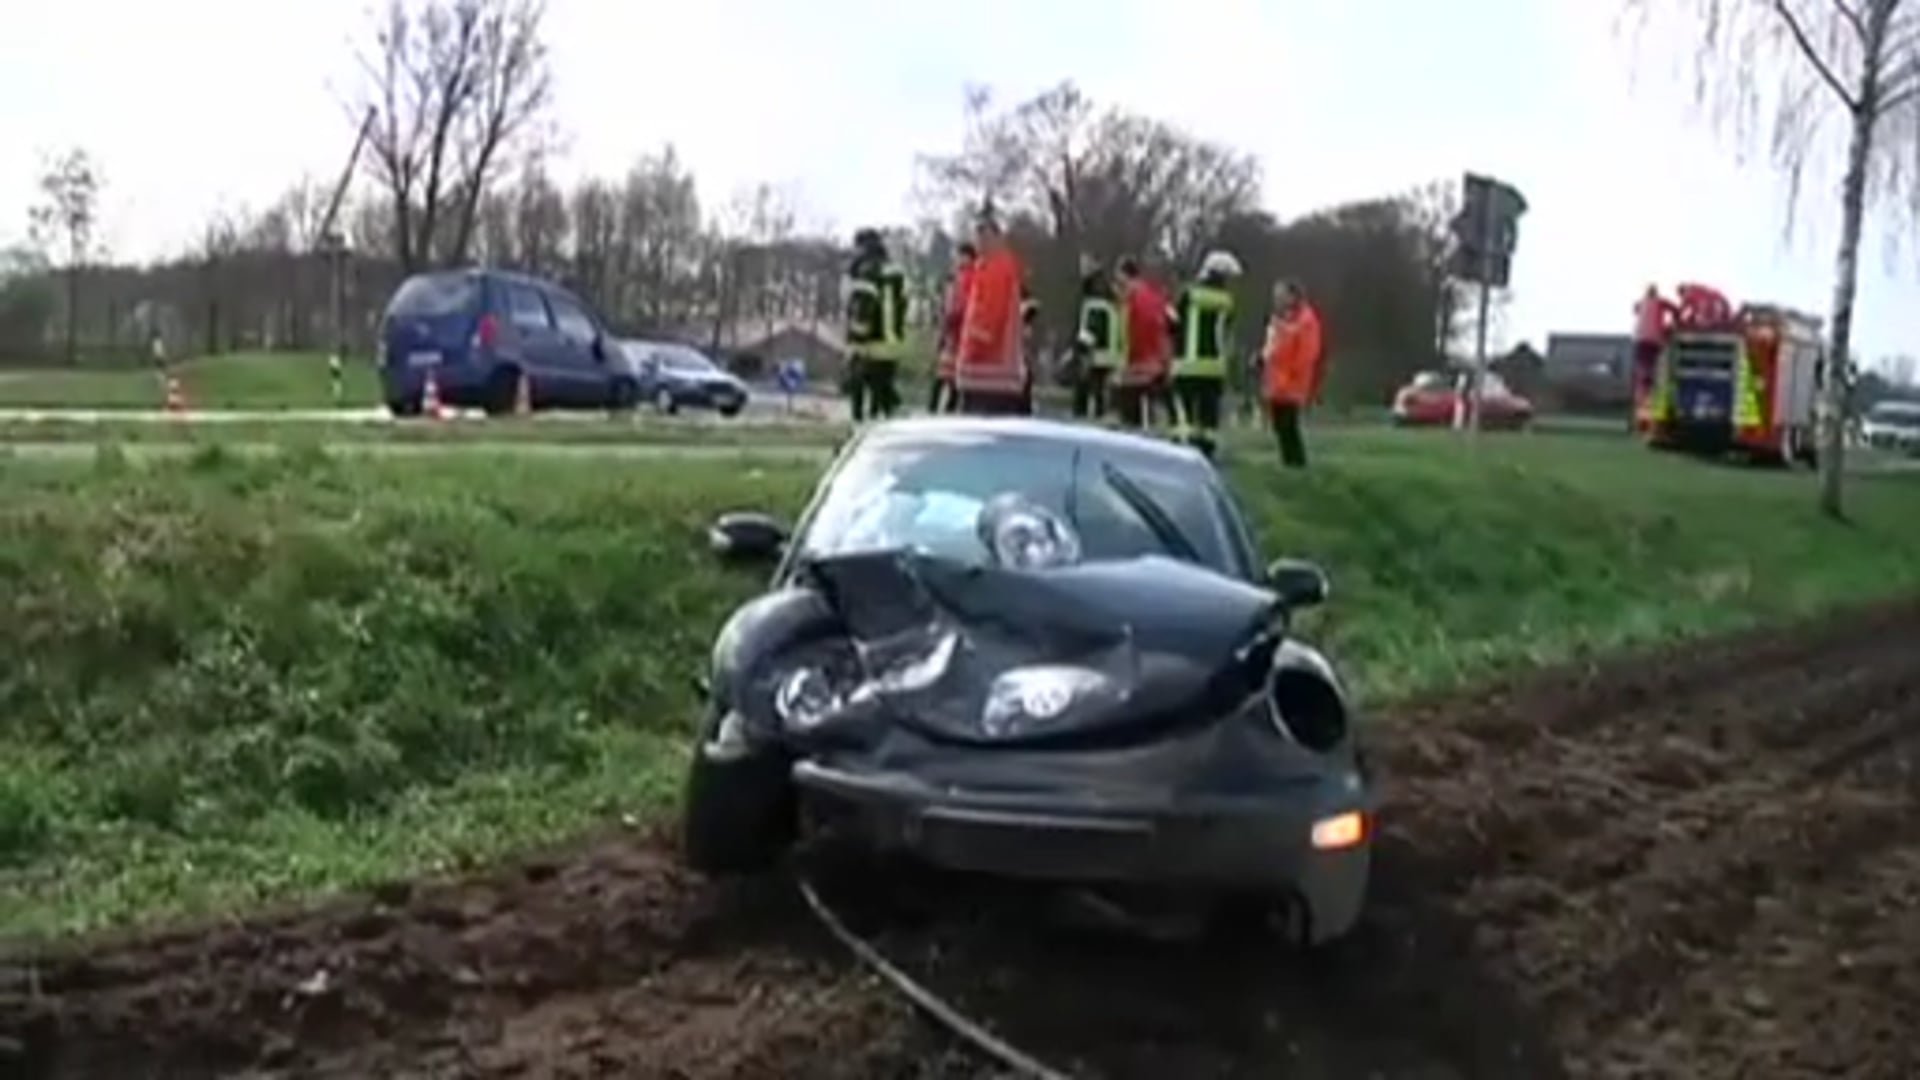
[0,389,848,426]
[0,440,834,462]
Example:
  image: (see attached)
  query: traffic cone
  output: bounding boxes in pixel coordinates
[513,370,532,416]
[422,370,446,420]
[164,374,187,415]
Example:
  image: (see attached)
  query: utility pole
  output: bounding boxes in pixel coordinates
[316,108,376,377]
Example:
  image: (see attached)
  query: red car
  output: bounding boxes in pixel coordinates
[1390,370,1534,430]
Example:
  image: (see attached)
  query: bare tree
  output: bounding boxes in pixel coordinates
[28,147,103,364]
[616,146,705,331]
[918,82,1261,340]
[358,0,553,273]
[1647,0,1920,516]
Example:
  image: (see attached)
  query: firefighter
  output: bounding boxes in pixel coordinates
[1112,256,1171,430]
[930,242,977,414]
[953,202,1029,415]
[843,227,908,422]
[1074,255,1121,420]
[1260,278,1325,468]
[1168,250,1242,457]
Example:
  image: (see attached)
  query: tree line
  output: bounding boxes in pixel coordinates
[3,0,1495,407]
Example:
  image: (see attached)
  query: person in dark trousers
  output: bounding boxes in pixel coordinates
[843,227,908,422]
[1168,250,1242,458]
[1259,278,1326,468]
[1074,256,1121,420]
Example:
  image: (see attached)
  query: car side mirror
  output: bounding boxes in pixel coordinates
[709,511,787,564]
[1266,557,1329,609]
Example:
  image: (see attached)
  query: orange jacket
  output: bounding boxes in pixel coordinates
[1262,301,1325,405]
[937,261,976,378]
[1119,278,1172,385]
[956,245,1026,393]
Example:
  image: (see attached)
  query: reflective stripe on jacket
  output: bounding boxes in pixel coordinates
[956,246,1027,394]
[1171,283,1233,380]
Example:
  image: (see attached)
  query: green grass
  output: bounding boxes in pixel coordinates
[4,431,1920,942]
[0,351,383,410]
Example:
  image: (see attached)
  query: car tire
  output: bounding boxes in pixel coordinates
[608,377,638,412]
[387,396,422,419]
[682,720,797,875]
[653,386,679,415]
[719,402,743,419]
[483,366,522,417]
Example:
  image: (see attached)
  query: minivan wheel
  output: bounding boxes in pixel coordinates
[483,367,522,417]
[388,396,422,418]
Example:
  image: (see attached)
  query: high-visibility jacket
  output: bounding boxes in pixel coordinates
[1077,273,1121,370]
[1170,282,1234,380]
[1262,300,1325,405]
[845,256,908,362]
[1119,278,1171,386]
[937,261,975,380]
[955,245,1027,394]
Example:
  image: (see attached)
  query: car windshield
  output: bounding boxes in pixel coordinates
[795,431,1253,578]
[661,347,717,372]
[1411,372,1450,390]
[1868,402,1920,424]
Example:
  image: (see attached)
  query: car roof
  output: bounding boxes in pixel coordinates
[856,415,1211,469]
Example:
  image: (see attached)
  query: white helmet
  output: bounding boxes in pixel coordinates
[1199,250,1243,279]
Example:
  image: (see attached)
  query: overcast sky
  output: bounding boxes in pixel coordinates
[3,0,1916,361]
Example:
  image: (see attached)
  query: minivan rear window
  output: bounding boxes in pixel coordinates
[387,273,480,317]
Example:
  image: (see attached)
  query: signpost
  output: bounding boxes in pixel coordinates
[1449,173,1528,436]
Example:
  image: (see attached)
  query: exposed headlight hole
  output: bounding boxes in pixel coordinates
[1269,669,1348,752]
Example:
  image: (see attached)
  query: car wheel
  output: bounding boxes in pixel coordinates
[483,367,522,417]
[608,377,638,412]
[387,396,422,419]
[682,716,797,875]
[653,386,679,415]
[719,402,743,419]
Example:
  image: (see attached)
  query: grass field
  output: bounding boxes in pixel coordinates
[0,351,384,410]
[5,431,1920,941]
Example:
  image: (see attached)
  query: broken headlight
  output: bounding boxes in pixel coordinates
[980,664,1113,737]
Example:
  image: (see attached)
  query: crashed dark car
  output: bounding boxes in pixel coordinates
[684,416,1373,945]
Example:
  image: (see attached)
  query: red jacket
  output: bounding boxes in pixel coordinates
[1263,301,1326,405]
[1120,278,1171,385]
[956,245,1026,394]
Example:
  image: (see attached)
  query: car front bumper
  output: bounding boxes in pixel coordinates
[791,756,1371,943]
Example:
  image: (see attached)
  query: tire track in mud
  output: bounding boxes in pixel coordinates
[1374,601,1920,1080]
[0,835,953,1080]
[5,598,1920,1079]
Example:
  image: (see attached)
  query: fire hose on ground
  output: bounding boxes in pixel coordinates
[795,872,1074,1080]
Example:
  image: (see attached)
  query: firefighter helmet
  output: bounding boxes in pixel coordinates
[1199,250,1243,279]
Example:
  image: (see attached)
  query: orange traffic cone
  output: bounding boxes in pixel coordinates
[163,374,187,415]
[513,370,532,416]
[422,370,446,420]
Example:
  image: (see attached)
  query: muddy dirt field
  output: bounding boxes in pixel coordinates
[6,600,1919,1079]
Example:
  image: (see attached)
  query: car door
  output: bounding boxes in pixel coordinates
[501,282,563,401]
[545,289,608,406]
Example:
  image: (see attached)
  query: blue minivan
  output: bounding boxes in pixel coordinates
[378,268,641,416]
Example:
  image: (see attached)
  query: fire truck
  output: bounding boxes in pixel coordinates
[1630,282,1825,465]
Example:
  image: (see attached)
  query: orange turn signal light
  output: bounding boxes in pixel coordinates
[1310,811,1367,851]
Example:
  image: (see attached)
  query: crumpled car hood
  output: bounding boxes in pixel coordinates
[791,548,1281,747]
